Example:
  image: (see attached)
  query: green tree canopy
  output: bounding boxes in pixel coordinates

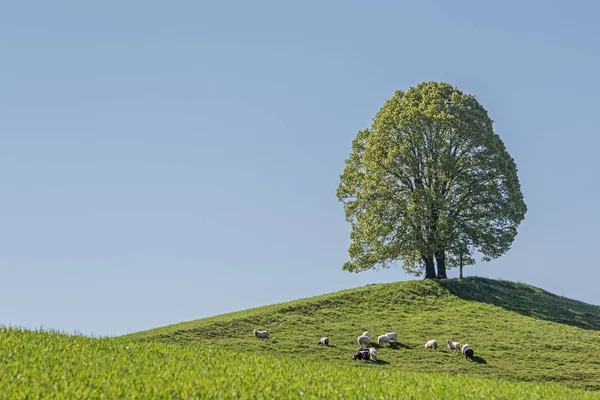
[337,81,527,279]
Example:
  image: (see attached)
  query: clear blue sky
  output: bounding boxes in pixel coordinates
[2,1,599,336]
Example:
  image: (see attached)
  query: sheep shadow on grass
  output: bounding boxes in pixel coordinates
[389,342,412,350]
[470,356,487,364]
[373,342,412,350]
[372,359,390,365]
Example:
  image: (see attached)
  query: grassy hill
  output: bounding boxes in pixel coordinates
[3,277,600,398]
[127,277,600,391]
[2,327,599,399]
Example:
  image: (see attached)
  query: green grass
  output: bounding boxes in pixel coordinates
[127,277,600,391]
[3,277,600,398]
[2,327,599,399]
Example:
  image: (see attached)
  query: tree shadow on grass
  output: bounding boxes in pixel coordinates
[438,277,600,331]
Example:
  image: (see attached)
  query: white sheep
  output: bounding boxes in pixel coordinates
[424,339,438,349]
[357,335,370,347]
[386,332,398,341]
[369,347,378,361]
[377,334,391,346]
[445,340,461,351]
[317,337,329,346]
[253,329,270,341]
[362,331,370,337]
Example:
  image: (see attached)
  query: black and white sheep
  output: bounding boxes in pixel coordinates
[445,340,461,351]
[377,334,391,346]
[369,347,378,361]
[461,344,474,359]
[424,339,438,349]
[253,329,270,341]
[352,348,371,361]
[317,337,329,346]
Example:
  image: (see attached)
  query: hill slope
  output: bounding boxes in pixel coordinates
[3,328,598,399]
[127,277,600,391]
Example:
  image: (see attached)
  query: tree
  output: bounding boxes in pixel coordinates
[445,240,475,279]
[337,81,527,279]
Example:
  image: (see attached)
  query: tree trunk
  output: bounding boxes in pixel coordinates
[422,256,436,279]
[435,251,447,279]
[459,253,463,279]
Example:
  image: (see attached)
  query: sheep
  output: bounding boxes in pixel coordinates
[377,334,391,347]
[424,339,438,349]
[362,331,370,337]
[253,329,270,341]
[352,348,371,361]
[357,335,370,347]
[445,340,461,351]
[317,337,329,346]
[464,348,474,359]
[386,332,398,341]
[461,344,474,359]
[369,347,378,361]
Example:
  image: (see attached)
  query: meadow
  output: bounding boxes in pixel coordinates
[1,327,599,399]
[129,278,600,391]
[3,277,600,398]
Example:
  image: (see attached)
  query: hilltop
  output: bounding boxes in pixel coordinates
[127,277,600,391]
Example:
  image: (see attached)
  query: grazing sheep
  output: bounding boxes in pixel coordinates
[352,348,371,361]
[357,335,370,347]
[378,334,391,347]
[362,331,370,337]
[464,348,474,359]
[386,332,398,341]
[317,337,329,346]
[424,340,438,349]
[369,347,378,361]
[445,340,461,351]
[253,329,270,341]
[461,344,474,359]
